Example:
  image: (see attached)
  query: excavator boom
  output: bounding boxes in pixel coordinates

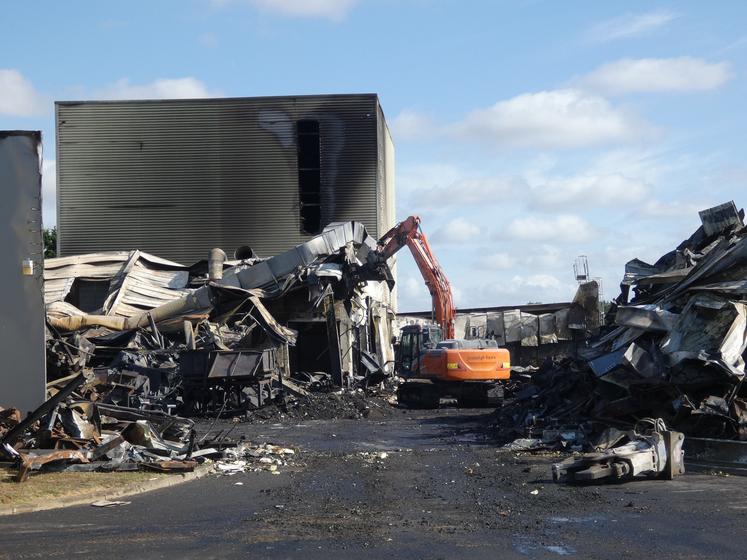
[377,215,456,339]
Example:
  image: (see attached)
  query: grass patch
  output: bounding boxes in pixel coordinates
[0,468,167,508]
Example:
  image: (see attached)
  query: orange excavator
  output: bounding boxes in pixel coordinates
[373,216,511,408]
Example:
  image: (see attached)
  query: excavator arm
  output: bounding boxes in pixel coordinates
[376,215,456,339]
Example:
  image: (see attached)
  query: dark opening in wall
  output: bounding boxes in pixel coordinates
[65,278,110,313]
[297,119,322,234]
[288,321,331,372]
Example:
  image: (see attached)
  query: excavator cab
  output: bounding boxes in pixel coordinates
[395,324,510,408]
[396,324,443,377]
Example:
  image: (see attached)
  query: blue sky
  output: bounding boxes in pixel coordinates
[3,1,746,311]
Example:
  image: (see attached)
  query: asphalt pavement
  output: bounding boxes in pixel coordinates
[0,409,745,559]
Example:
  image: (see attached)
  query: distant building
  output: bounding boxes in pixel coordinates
[396,282,601,366]
[55,94,395,264]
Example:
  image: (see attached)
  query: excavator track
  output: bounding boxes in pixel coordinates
[396,379,504,409]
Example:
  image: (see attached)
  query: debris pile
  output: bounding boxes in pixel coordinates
[552,419,685,483]
[498,201,747,451]
[0,371,303,482]
[41,221,396,419]
[1,222,399,480]
[1,374,198,481]
[212,443,297,476]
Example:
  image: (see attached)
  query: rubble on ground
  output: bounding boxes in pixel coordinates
[552,419,685,483]
[1,222,397,481]
[497,202,747,474]
[212,442,297,476]
[42,221,395,417]
[0,371,300,482]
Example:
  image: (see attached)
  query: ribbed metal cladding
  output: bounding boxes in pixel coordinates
[56,94,387,263]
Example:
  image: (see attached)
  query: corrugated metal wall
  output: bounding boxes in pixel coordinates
[57,94,385,263]
[376,100,398,310]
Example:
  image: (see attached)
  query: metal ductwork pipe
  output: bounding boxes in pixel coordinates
[208,248,227,281]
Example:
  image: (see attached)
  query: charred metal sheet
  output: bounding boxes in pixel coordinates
[17,449,90,482]
[1,373,85,450]
[44,250,190,315]
[615,304,678,332]
[498,201,747,450]
[223,221,381,293]
[699,200,743,237]
[141,460,197,473]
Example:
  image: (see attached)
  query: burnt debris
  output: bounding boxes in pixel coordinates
[498,201,747,480]
[1,222,397,481]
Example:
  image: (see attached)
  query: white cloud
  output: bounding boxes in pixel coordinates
[402,276,424,299]
[0,69,47,116]
[94,77,221,100]
[398,163,460,192]
[391,109,438,141]
[530,173,648,208]
[581,57,732,94]
[639,199,711,218]
[522,244,563,268]
[474,252,515,270]
[399,275,431,311]
[409,176,519,210]
[587,10,678,42]
[432,217,481,243]
[523,274,563,290]
[42,159,56,228]
[222,0,357,20]
[504,214,596,243]
[476,273,574,305]
[450,89,645,149]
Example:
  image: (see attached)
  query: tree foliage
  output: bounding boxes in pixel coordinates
[43,227,57,258]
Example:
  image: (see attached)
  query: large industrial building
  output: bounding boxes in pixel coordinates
[55,93,395,264]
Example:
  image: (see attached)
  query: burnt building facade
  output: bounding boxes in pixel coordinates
[55,94,395,264]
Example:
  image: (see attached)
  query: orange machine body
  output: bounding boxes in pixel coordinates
[418,347,511,382]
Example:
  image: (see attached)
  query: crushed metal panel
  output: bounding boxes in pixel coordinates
[572,281,601,332]
[615,304,679,332]
[503,310,522,343]
[0,132,46,413]
[225,221,376,292]
[486,312,505,345]
[538,313,558,345]
[589,347,627,377]
[699,201,743,237]
[553,308,572,341]
[634,267,691,287]
[665,236,747,302]
[520,314,538,347]
[466,313,487,339]
[44,250,191,317]
[660,295,747,375]
[453,315,469,339]
[621,258,659,285]
[690,279,747,295]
